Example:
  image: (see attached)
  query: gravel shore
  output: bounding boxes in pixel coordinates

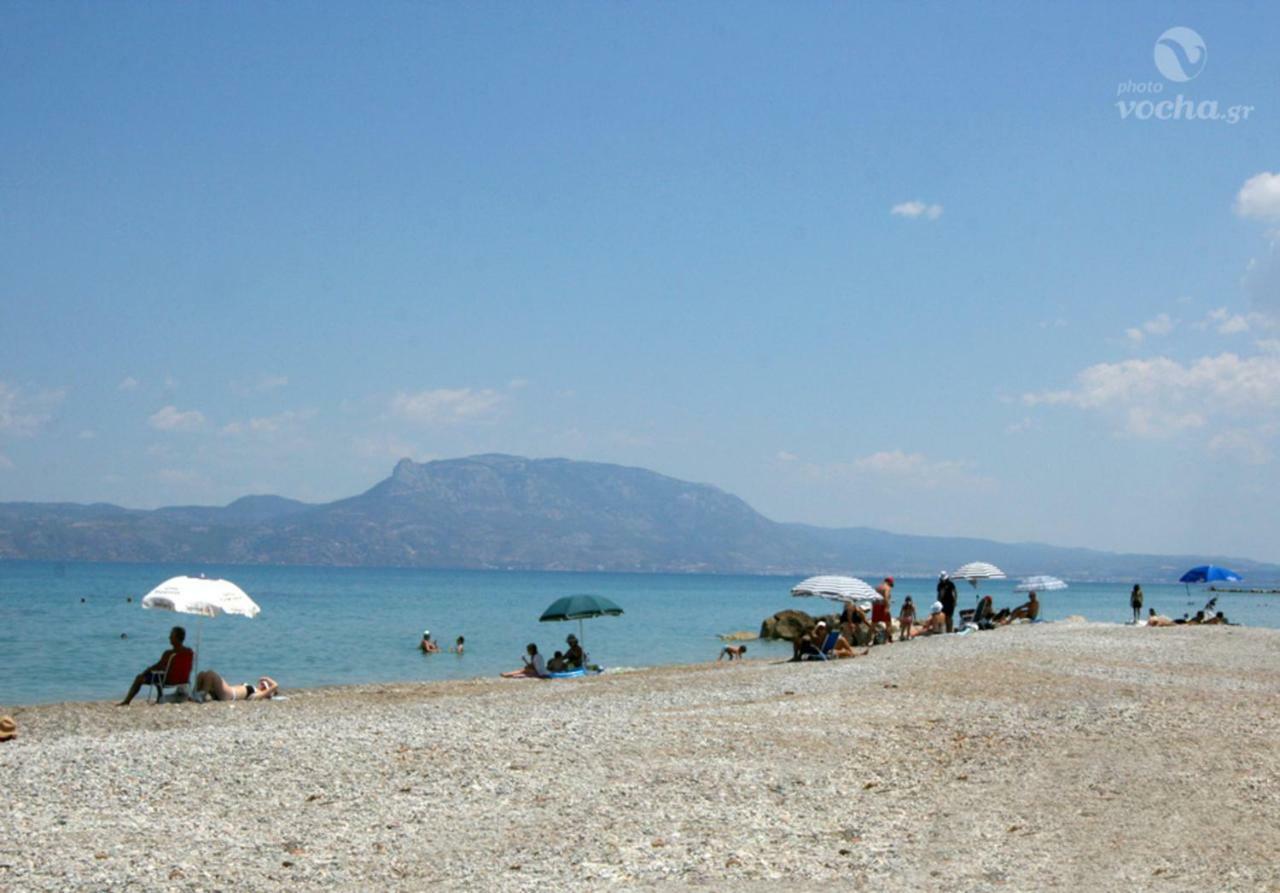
[3,621,1278,891]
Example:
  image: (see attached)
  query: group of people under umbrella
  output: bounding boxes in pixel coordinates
[118,575,276,705]
[787,563,1046,660]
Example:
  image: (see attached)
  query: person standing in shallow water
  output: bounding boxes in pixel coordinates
[1130,585,1144,623]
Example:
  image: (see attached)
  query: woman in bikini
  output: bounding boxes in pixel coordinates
[195,670,279,701]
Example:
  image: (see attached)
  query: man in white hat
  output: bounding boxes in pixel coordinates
[420,629,440,653]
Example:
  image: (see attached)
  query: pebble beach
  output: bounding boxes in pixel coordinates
[3,621,1279,892]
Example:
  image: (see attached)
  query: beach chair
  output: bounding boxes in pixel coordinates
[147,648,194,703]
[802,630,841,661]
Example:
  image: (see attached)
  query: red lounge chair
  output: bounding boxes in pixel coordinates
[148,648,194,703]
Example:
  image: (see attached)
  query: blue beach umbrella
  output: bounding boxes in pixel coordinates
[539,594,624,655]
[1178,565,1242,597]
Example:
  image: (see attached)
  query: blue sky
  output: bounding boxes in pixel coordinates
[3,2,1279,561]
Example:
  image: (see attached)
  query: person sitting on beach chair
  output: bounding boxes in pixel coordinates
[718,644,747,661]
[118,626,193,706]
[798,624,847,661]
[790,621,832,661]
[974,595,997,630]
[195,670,279,702]
[1002,591,1040,623]
[830,634,869,659]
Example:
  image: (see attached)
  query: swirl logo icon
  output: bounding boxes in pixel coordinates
[1153,27,1206,82]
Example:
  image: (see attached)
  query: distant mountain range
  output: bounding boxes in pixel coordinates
[1,453,1275,582]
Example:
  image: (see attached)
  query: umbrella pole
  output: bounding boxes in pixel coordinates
[193,616,204,696]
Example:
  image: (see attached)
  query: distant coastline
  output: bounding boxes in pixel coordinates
[2,454,1278,581]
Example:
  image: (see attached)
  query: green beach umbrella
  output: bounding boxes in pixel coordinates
[539,594,624,657]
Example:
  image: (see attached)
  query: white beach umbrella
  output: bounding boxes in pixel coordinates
[791,575,883,606]
[142,576,261,618]
[1015,575,1067,593]
[950,562,1007,588]
[141,576,261,684]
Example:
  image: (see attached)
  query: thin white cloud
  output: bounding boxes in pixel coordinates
[782,449,989,491]
[221,409,315,437]
[231,374,289,396]
[890,200,943,221]
[854,450,970,479]
[1125,313,1177,344]
[253,374,289,392]
[1194,307,1267,335]
[0,382,66,437]
[776,450,799,463]
[390,387,504,424]
[1244,230,1280,321]
[353,434,430,462]
[1024,352,1280,439]
[148,405,206,432]
[1235,172,1280,220]
[1208,428,1274,465]
[117,376,140,392]
[155,468,204,485]
[0,452,12,470]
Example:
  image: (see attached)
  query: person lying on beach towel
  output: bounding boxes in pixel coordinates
[1146,609,1175,627]
[195,670,278,702]
[501,643,546,678]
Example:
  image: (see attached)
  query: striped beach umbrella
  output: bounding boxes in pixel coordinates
[950,562,1007,588]
[791,575,883,605]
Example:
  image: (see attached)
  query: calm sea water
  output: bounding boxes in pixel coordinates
[2,561,1276,705]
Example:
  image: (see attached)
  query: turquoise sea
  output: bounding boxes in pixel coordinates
[2,561,1277,706]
